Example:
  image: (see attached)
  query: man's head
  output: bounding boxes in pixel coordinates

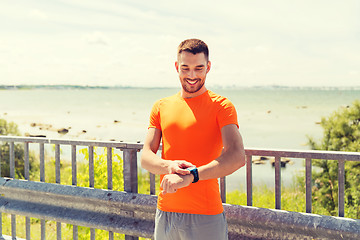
[177,39,209,62]
[176,39,211,98]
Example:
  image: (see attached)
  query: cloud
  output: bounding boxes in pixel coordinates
[349,71,359,76]
[0,0,359,87]
[85,31,109,46]
[28,9,48,20]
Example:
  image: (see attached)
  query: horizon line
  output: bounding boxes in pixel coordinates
[1,84,360,90]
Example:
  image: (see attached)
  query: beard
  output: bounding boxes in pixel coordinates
[181,78,205,94]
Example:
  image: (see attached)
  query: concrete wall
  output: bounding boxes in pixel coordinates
[0,178,359,239]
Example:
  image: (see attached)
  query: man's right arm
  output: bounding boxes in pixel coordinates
[140,127,193,175]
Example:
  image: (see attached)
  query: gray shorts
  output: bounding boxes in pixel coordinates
[154,209,228,240]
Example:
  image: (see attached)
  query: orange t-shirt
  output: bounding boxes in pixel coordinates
[149,90,238,215]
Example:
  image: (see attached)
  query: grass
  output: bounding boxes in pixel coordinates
[226,185,306,213]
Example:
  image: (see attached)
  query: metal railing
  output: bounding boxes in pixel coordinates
[244,148,360,217]
[0,136,360,239]
[0,136,142,240]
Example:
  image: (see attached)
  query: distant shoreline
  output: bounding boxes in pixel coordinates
[1,84,360,91]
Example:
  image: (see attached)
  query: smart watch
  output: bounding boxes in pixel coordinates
[187,166,199,183]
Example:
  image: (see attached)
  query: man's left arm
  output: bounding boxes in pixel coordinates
[197,123,245,180]
[161,124,245,194]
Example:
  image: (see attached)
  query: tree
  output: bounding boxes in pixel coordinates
[308,100,360,218]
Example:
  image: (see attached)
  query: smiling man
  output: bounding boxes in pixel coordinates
[141,39,245,240]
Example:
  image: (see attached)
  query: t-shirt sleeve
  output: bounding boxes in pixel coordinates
[217,98,239,129]
[149,100,161,130]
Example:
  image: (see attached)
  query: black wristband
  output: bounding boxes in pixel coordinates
[187,167,199,183]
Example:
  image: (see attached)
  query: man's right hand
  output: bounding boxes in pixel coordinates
[168,160,194,175]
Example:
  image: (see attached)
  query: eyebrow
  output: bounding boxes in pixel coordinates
[181,64,205,68]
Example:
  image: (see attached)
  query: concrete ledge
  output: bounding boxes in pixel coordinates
[1,178,360,239]
[0,178,156,238]
[224,204,360,239]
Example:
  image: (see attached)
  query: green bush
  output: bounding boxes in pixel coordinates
[307,100,360,218]
[77,147,124,190]
[0,119,37,178]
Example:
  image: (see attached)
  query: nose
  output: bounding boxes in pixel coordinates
[188,70,196,79]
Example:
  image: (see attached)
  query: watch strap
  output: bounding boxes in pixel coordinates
[187,167,199,183]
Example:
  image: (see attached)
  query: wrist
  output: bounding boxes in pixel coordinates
[187,173,194,182]
[186,166,199,183]
[162,159,173,174]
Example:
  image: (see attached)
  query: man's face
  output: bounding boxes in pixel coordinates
[175,51,211,97]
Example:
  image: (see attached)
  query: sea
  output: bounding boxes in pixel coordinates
[1,87,359,191]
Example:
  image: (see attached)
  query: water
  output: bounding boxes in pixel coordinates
[1,87,359,191]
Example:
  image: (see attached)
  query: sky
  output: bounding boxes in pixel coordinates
[1,0,359,88]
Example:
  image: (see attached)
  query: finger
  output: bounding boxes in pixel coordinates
[168,186,176,193]
[160,178,164,189]
[161,183,168,195]
[175,168,190,175]
[160,177,167,191]
[179,162,195,169]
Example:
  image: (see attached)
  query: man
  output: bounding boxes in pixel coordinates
[141,39,245,240]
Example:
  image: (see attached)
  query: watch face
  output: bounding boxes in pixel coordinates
[187,166,196,171]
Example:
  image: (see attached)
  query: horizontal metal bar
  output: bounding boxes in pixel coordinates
[245,148,360,161]
[0,136,128,148]
[1,178,359,240]
[1,136,359,161]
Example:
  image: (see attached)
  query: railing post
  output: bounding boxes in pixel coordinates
[24,142,30,240]
[39,142,46,240]
[220,177,226,203]
[275,156,281,210]
[24,142,29,180]
[89,146,94,188]
[107,147,114,240]
[10,142,17,240]
[150,173,156,195]
[9,142,15,178]
[246,155,253,206]
[107,147,113,190]
[71,145,78,240]
[71,145,77,186]
[123,148,138,240]
[305,158,312,213]
[88,146,95,240]
[55,144,61,240]
[123,148,138,193]
[55,144,60,184]
[338,160,345,217]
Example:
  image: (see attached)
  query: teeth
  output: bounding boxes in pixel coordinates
[187,80,197,85]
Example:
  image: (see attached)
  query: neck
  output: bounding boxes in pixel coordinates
[181,86,207,99]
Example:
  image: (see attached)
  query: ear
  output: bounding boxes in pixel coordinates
[206,60,211,73]
[175,61,179,73]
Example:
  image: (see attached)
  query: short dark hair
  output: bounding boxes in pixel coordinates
[177,39,209,61]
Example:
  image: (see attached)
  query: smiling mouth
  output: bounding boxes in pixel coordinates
[186,79,199,86]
